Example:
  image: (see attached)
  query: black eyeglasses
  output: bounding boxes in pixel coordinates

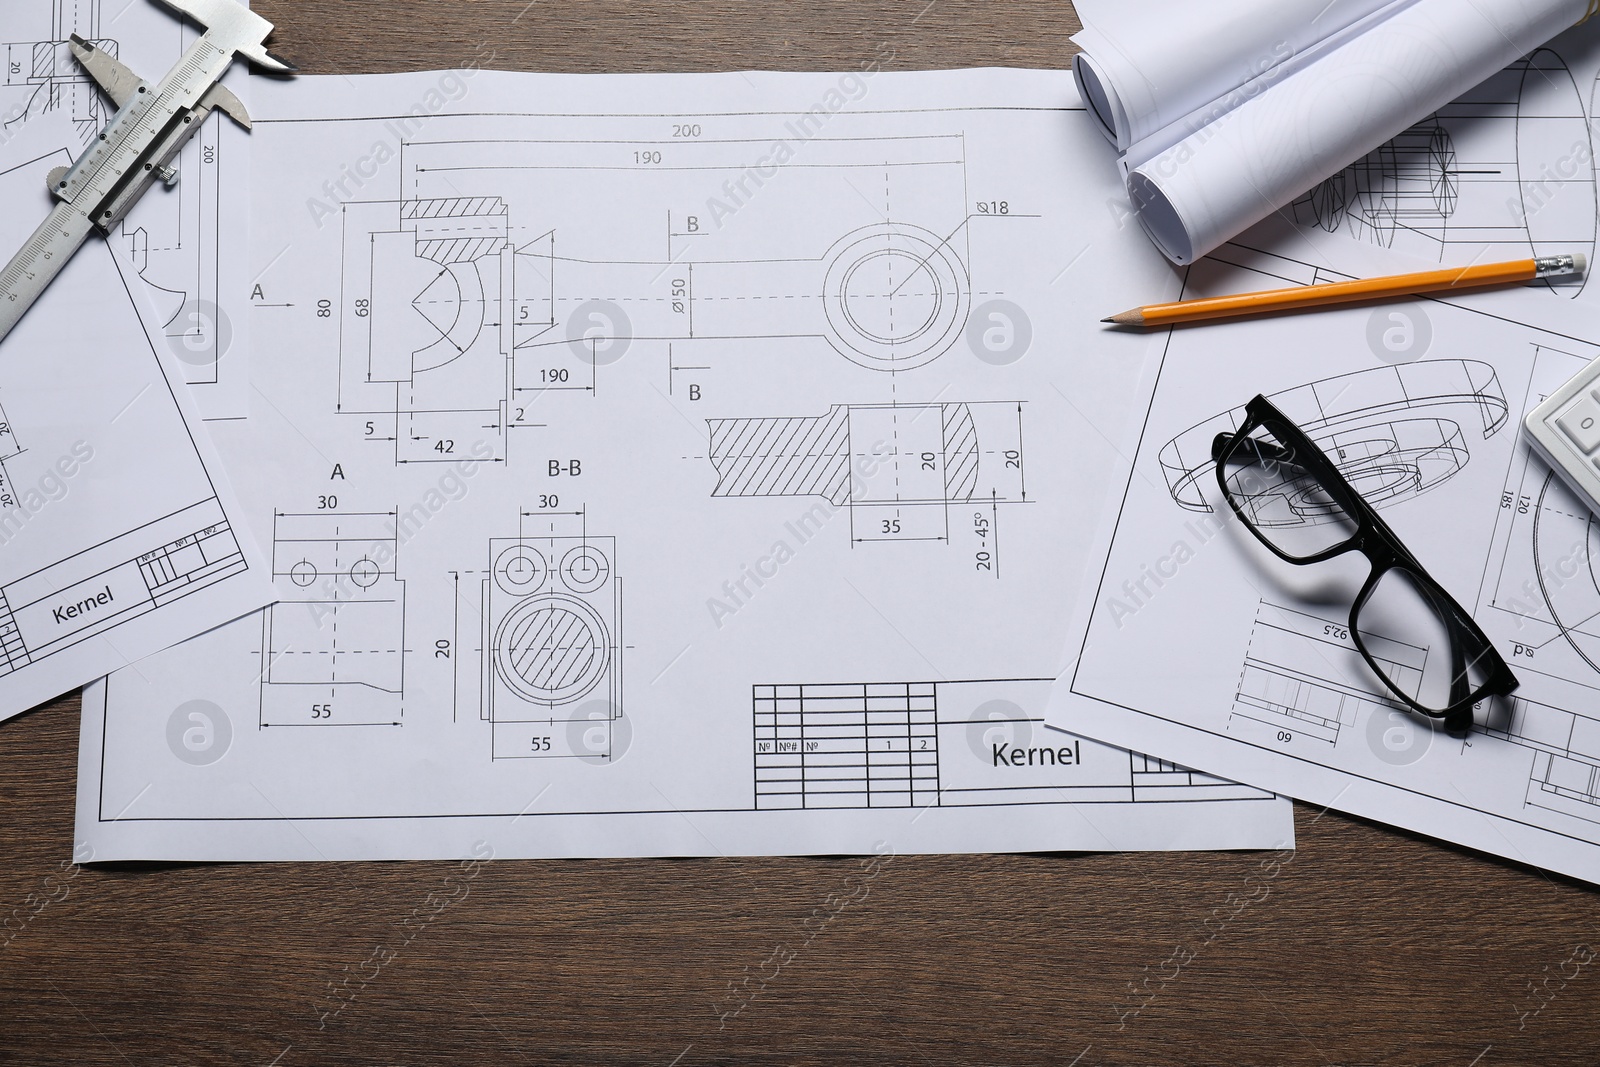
[1211,395,1517,735]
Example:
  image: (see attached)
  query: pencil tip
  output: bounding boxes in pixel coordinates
[1100,317,1115,323]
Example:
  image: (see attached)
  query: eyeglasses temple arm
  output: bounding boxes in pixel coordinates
[1418,580,1514,730]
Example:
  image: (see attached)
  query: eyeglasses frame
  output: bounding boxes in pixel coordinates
[1210,394,1518,733]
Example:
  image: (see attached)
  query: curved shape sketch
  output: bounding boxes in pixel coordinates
[1160,359,1509,519]
[1532,471,1600,676]
[411,262,487,372]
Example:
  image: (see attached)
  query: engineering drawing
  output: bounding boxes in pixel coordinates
[707,402,1025,544]
[257,510,407,728]
[1232,596,1600,826]
[479,526,623,761]
[340,201,972,464]
[1160,360,1510,519]
[0,497,247,683]
[1486,692,1600,824]
[1292,49,1597,295]
[501,218,970,373]
[1230,600,1426,746]
[337,129,985,464]
[1485,458,1600,679]
[337,196,542,465]
[1478,345,1600,685]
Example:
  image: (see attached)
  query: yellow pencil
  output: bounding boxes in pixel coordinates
[1103,254,1587,327]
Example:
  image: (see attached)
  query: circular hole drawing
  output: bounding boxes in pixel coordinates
[493,594,612,706]
[289,560,318,587]
[493,545,548,594]
[560,545,611,594]
[839,249,944,347]
[349,558,381,589]
[821,224,970,372]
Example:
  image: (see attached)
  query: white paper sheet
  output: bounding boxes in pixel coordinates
[1048,232,1600,885]
[0,0,254,418]
[1073,0,1593,265]
[0,120,274,720]
[75,67,1292,861]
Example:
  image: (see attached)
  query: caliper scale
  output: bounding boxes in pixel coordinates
[0,0,293,343]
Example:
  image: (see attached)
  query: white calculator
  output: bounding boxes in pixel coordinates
[1526,356,1600,516]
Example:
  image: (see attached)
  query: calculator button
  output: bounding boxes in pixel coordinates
[1557,395,1600,454]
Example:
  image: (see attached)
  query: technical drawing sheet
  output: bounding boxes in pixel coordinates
[1284,16,1600,304]
[0,0,253,418]
[1049,232,1600,885]
[0,118,273,721]
[76,67,1293,861]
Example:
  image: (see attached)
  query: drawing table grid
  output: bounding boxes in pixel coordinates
[753,683,941,810]
[2,2,1599,1064]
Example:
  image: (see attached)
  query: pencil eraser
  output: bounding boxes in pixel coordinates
[1575,253,1588,276]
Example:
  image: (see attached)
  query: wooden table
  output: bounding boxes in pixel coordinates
[4,2,1598,1062]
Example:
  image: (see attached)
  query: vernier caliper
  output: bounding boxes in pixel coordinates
[0,0,293,344]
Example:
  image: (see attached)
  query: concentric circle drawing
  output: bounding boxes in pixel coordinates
[840,250,944,345]
[493,544,549,594]
[559,545,611,594]
[821,224,970,372]
[1532,471,1600,675]
[493,594,613,706]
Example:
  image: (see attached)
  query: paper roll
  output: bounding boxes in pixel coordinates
[1076,0,1594,264]
[1071,0,1400,151]
[1134,0,1592,263]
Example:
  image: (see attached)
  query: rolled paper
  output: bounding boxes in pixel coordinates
[1071,0,1397,151]
[1074,0,1594,264]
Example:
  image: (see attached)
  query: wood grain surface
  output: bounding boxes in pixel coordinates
[4,2,1599,1063]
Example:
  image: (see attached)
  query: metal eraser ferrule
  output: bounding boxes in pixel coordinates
[1535,254,1586,278]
